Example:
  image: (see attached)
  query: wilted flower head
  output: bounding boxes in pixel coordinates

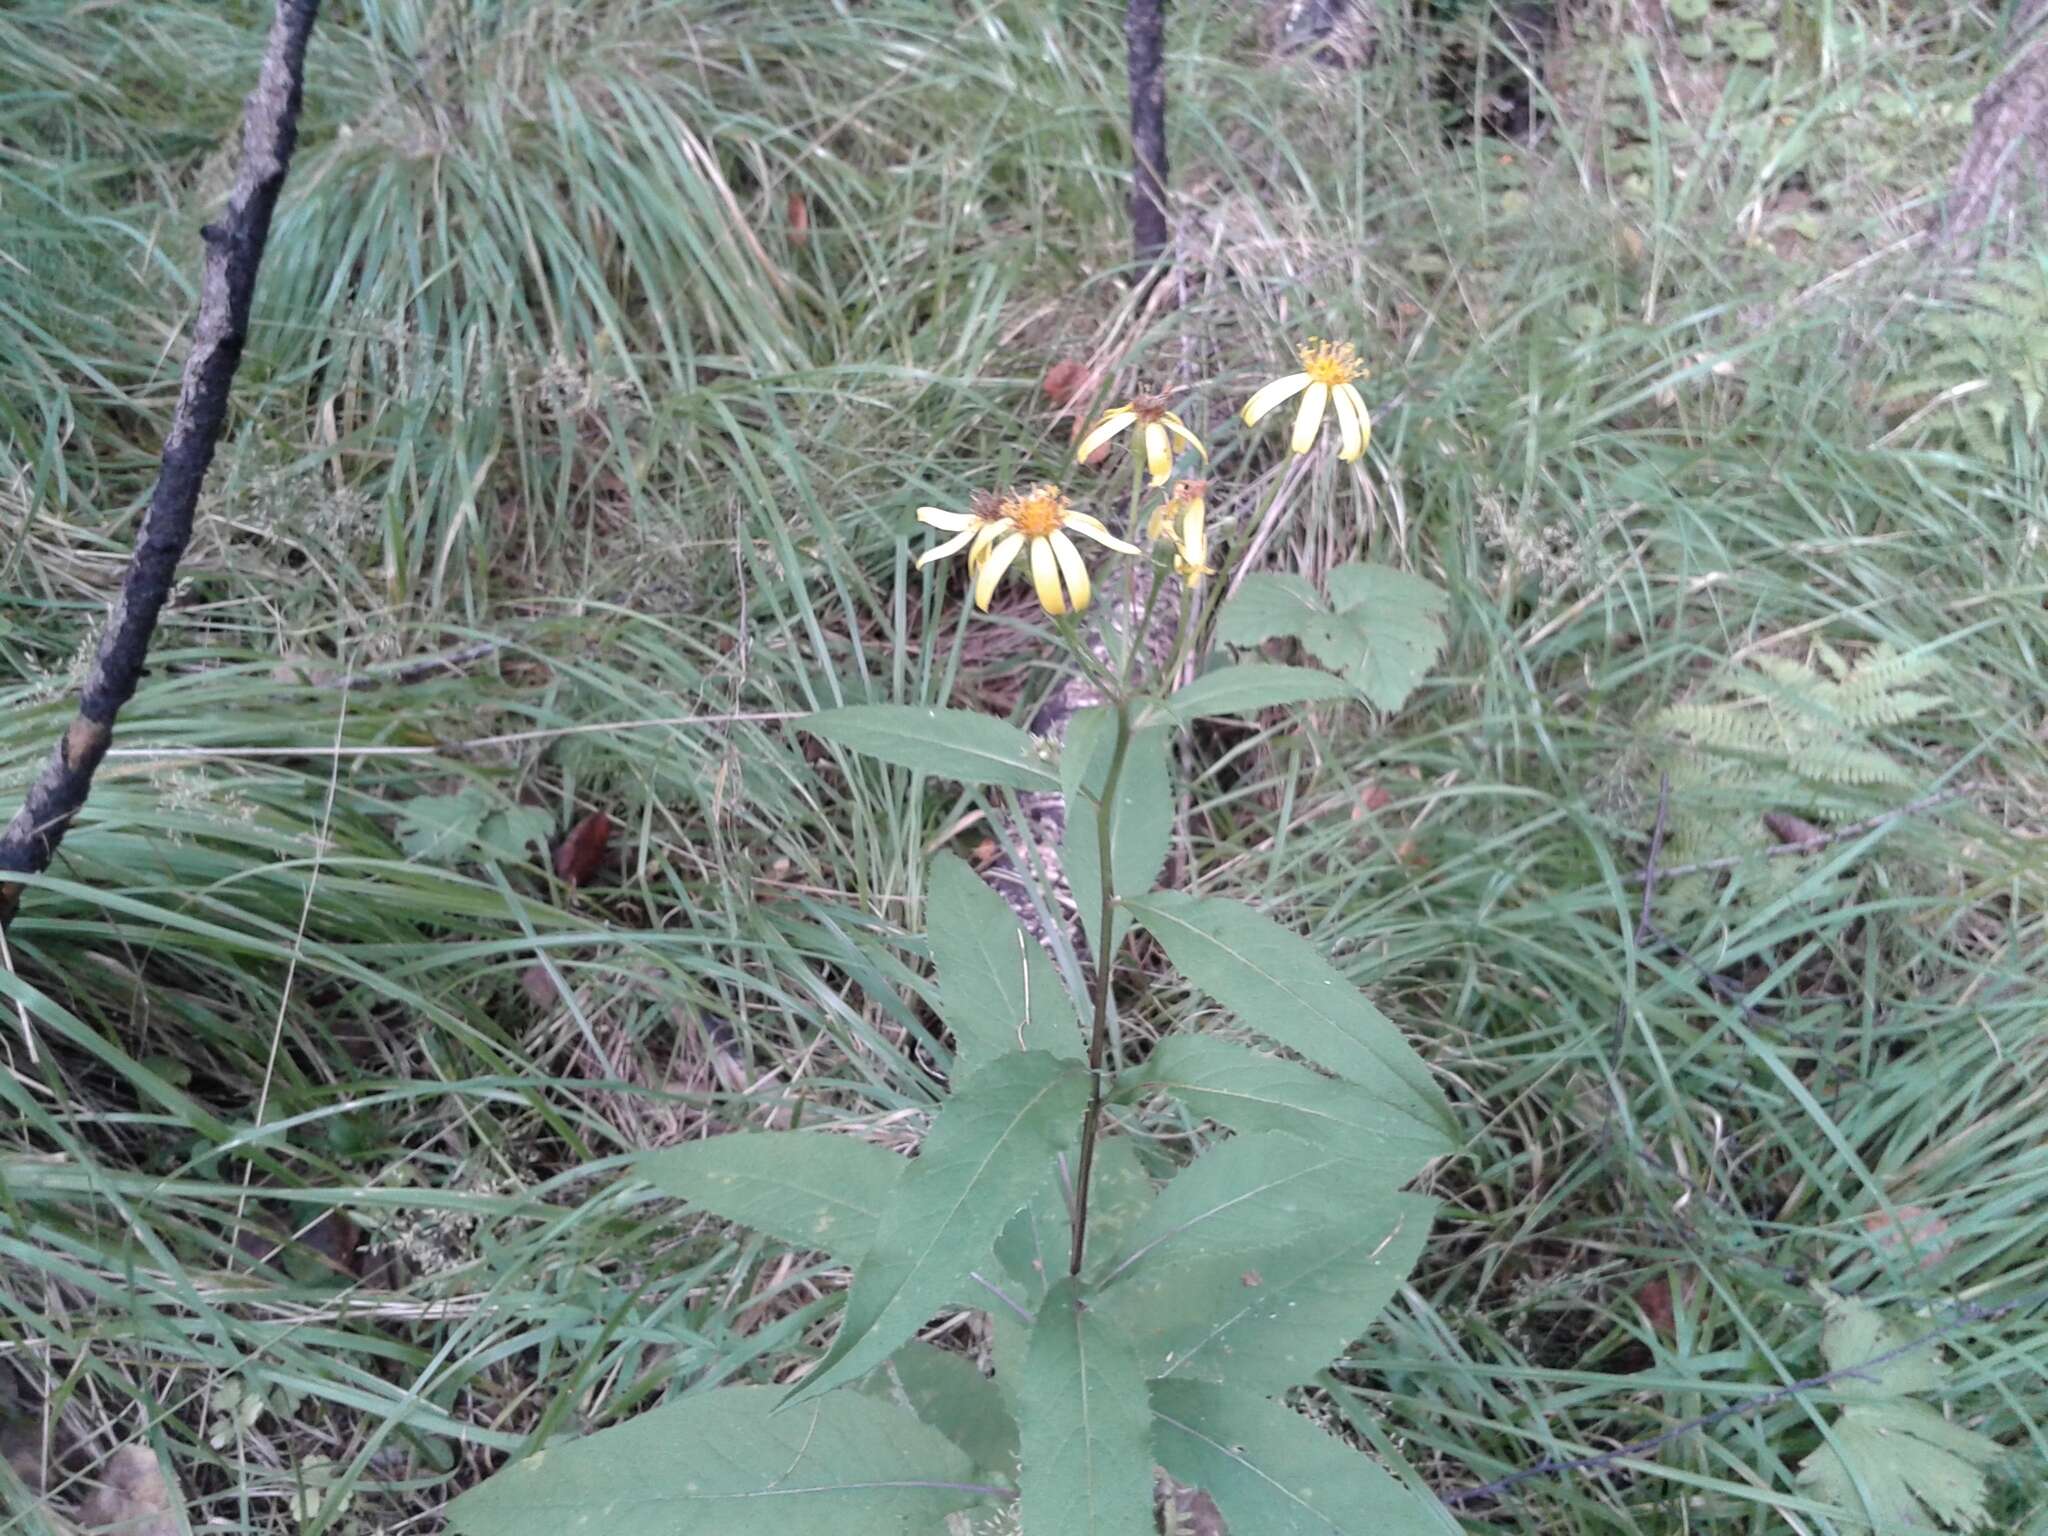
[1076,391,1207,486]
[1147,479,1212,586]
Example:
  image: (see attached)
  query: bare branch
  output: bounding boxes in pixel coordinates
[0,0,322,929]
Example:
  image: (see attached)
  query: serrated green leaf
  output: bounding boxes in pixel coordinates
[863,1343,1019,1478]
[1798,1401,1999,1532]
[996,1137,1155,1304]
[1129,1037,1449,1183]
[803,705,1059,791]
[1666,0,1710,19]
[638,1131,903,1262]
[1150,1380,1456,1536]
[1128,892,1452,1140]
[1062,707,1174,952]
[447,1386,990,1536]
[395,788,490,862]
[1817,1292,1946,1399]
[1213,573,1325,649]
[1016,1280,1156,1536]
[1161,663,1355,722]
[789,1052,1090,1403]
[925,853,1083,1073]
[1095,1135,1430,1392]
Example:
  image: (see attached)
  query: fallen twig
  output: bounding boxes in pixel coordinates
[1626,783,1972,887]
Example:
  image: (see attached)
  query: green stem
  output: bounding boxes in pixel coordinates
[1068,692,1132,1277]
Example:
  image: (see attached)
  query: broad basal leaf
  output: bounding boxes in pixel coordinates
[1213,565,1450,714]
[863,1343,1019,1479]
[1094,1134,1430,1393]
[1320,564,1450,714]
[1814,1290,1945,1399]
[789,1051,1090,1404]
[638,1132,904,1262]
[1213,573,1324,649]
[1151,1380,1456,1536]
[1129,1036,1449,1184]
[925,853,1083,1072]
[1129,892,1452,1140]
[1158,664,1354,722]
[803,705,1059,791]
[447,1386,990,1536]
[1797,1402,1999,1532]
[1795,1292,2000,1531]
[1061,706,1173,953]
[1017,1280,1156,1536]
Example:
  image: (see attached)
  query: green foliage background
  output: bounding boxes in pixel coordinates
[3,0,2045,1532]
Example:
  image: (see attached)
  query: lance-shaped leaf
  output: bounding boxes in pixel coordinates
[1061,706,1173,954]
[925,852,1083,1072]
[638,1132,904,1262]
[1128,892,1451,1139]
[1159,663,1355,722]
[1128,1037,1449,1184]
[804,705,1059,791]
[1017,1280,1157,1536]
[863,1343,1019,1479]
[1093,1134,1430,1392]
[1151,1380,1457,1536]
[447,1386,992,1536]
[789,1051,1090,1404]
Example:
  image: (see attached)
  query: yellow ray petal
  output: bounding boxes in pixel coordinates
[1242,372,1311,426]
[916,506,978,532]
[1049,529,1092,613]
[1339,383,1373,459]
[1143,421,1172,486]
[975,532,1025,610]
[1029,536,1066,615]
[1162,413,1208,458]
[917,525,979,568]
[1290,382,1330,455]
[1063,511,1143,554]
[1330,380,1364,462]
[1075,408,1137,463]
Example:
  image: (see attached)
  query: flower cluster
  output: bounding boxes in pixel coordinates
[917,340,1373,614]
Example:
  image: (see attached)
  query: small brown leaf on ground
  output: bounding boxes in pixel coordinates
[1863,1205,1952,1271]
[1042,358,1087,405]
[554,811,613,885]
[1637,1276,1676,1338]
[74,1446,178,1536]
[1354,781,1394,817]
[1763,811,1825,848]
[520,963,559,1008]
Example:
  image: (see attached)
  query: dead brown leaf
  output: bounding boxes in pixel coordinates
[74,1446,178,1536]
[554,811,613,886]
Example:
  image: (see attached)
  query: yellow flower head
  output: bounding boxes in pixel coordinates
[917,484,1141,616]
[1076,390,1207,487]
[1241,339,1372,461]
[1147,479,1212,586]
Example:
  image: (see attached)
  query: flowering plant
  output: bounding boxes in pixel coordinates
[454,343,1457,1536]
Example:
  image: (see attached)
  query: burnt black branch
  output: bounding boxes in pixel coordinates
[1127,0,1169,266]
[0,0,321,928]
